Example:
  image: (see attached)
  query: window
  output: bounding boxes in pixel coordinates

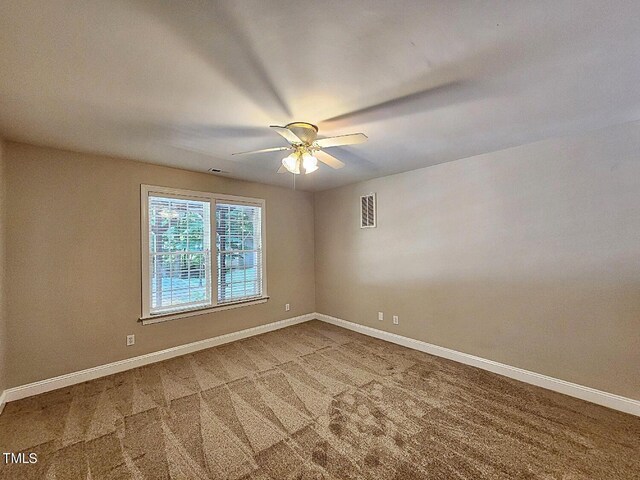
[141,185,266,320]
[148,195,212,313]
[216,203,263,303]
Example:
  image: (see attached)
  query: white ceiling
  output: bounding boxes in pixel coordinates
[1,1,640,191]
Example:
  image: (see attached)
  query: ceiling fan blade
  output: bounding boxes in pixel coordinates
[315,150,346,169]
[270,126,303,145]
[171,125,270,139]
[322,81,460,125]
[277,164,288,174]
[143,2,291,118]
[315,133,368,148]
[232,146,291,155]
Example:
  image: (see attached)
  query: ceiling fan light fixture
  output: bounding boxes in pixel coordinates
[232,122,366,175]
[282,152,300,174]
[302,152,318,174]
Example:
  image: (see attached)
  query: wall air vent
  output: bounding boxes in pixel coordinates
[360,193,376,228]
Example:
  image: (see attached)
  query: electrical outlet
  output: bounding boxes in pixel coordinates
[285,303,290,312]
[378,312,384,321]
[393,315,399,325]
[126,334,135,346]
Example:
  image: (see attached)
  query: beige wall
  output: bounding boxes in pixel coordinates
[5,142,315,388]
[5,120,640,400]
[315,121,640,400]
[0,139,6,394]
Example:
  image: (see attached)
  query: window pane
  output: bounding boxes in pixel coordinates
[216,202,262,303]
[149,195,211,313]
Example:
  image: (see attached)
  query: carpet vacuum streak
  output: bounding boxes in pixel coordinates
[0,320,638,479]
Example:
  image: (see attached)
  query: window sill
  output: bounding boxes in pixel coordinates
[140,296,269,325]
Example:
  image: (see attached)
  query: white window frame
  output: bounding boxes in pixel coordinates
[140,185,267,324]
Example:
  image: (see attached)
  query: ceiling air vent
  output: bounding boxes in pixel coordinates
[360,193,376,228]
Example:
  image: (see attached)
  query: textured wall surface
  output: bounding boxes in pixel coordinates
[315,121,640,400]
[4,120,640,401]
[5,142,316,387]
[0,140,6,395]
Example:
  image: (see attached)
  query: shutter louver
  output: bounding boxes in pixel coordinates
[360,193,376,228]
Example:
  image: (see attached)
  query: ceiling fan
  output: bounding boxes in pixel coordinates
[232,122,367,174]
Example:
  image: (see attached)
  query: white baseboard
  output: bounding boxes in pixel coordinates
[315,313,640,417]
[2,313,315,405]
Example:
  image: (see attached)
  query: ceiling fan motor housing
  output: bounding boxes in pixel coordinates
[285,122,318,144]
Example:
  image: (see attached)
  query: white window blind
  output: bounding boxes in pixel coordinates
[148,196,212,314]
[141,186,266,319]
[216,203,263,303]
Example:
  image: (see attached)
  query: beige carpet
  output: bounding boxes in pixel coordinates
[1,320,638,479]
